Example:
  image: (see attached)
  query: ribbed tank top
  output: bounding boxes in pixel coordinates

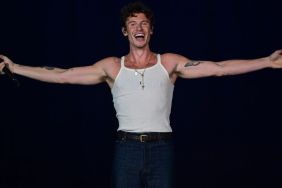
[111,54,174,133]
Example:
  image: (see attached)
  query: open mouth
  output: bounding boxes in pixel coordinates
[134,33,145,41]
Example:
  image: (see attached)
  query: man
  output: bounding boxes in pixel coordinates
[1,1,282,188]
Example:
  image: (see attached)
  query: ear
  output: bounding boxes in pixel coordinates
[150,26,154,35]
[122,27,128,36]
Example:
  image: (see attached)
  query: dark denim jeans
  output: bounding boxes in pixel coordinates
[112,138,174,188]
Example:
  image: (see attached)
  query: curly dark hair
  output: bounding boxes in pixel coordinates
[120,1,154,29]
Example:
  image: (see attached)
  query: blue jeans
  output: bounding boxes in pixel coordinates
[112,138,174,188]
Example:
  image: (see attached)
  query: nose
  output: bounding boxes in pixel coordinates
[136,23,143,30]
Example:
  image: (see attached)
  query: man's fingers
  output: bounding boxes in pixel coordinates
[0,63,5,74]
[0,56,7,74]
[274,49,282,56]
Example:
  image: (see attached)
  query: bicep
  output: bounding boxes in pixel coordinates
[60,64,106,85]
[176,59,223,79]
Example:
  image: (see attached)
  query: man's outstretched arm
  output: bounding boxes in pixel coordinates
[0,55,115,85]
[174,50,282,79]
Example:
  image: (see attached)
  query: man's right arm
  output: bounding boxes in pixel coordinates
[0,55,113,85]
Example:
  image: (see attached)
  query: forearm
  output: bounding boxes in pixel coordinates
[215,57,271,76]
[13,64,67,83]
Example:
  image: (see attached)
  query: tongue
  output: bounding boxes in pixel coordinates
[136,36,144,41]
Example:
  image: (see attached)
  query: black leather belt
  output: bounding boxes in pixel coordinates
[117,131,172,142]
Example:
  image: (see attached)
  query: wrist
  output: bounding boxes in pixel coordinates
[263,56,272,68]
[12,63,19,74]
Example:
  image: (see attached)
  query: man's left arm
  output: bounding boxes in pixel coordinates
[176,50,282,79]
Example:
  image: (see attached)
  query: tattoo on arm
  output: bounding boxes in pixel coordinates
[184,60,201,67]
[43,66,55,70]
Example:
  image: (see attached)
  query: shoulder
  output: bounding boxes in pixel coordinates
[92,56,121,71]
[158,53,193,82]
[160,53,190,72]
[95,56,121,66]
[93,57,122,82]
[160,53,190,64]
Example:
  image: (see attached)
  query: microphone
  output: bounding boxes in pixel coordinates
[1,57,20,87]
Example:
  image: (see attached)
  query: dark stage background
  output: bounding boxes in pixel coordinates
[1,0,282,187]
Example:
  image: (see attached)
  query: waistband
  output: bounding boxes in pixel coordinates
[117,131,172,143]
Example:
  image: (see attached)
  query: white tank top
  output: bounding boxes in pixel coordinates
[111,54,174,133]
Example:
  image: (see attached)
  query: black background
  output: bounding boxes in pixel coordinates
[1,0,282,187]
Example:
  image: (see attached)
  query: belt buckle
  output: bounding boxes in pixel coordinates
[139,134,148,142]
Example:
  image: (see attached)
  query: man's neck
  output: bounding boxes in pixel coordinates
[127,48,153,65]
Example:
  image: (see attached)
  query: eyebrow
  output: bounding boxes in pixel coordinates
[127,21,137,24]
[127,20,149,24]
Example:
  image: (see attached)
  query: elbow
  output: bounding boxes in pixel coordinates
[215,70,226,77]
[57,75,71,84]
[209,68,224,77]
[55,68,75,84]
[214,66,228,77]
[55,73,69,84]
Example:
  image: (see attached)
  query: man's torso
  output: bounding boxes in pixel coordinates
[104,53,180,88]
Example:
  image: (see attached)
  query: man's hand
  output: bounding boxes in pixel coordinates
[269,50,282,68]
[0,55,15,75]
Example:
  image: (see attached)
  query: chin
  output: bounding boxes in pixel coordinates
[136,44,147,49]
[136,41,149,48]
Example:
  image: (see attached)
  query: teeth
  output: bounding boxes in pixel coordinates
[135,33,144,37]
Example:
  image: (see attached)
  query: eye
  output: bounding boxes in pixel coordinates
[129,22,136,27]
[142,22,149,26]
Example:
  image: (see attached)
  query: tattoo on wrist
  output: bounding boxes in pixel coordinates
[184,60,201,67]
[43,66,55,70]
